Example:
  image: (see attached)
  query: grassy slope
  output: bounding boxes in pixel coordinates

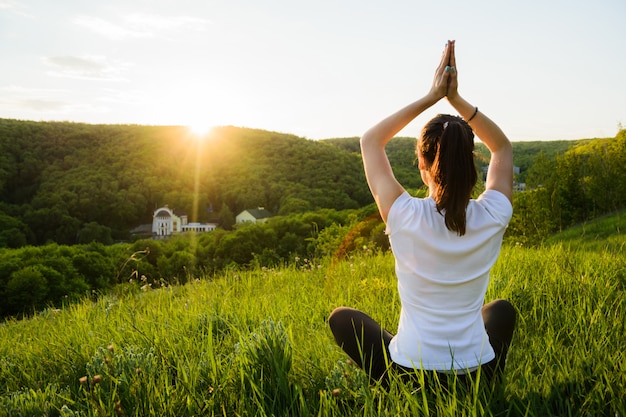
[0,217,625,416]
[544,209,625,252]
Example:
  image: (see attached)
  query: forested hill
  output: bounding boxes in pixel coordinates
[323,136,594,184]
[0,118,605,247]
[0,119,376,246]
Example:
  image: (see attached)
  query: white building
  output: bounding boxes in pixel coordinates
[182,222,216,233]
[152,205,217,238]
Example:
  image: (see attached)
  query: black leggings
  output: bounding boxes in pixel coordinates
[328,299,517,388]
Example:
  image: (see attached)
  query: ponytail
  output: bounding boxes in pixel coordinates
[418,115,477,236]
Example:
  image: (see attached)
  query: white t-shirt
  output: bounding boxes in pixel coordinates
[386,190,513,371]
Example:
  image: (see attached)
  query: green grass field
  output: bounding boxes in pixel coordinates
[1,217,625,416]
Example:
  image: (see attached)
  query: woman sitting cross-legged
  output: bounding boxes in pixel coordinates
[328,40,517,390]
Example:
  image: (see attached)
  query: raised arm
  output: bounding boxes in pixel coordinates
[445,42,513,202]
[361,42,454,222]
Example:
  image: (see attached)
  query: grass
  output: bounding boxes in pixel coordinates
[545,209,625,252]
[1,224,625,416]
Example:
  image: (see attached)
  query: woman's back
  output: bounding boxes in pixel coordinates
[386,190,512,370]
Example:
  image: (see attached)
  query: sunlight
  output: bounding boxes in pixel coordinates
[187,119,216,139]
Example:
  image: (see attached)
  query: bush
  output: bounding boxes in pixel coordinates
[4,266,49,315]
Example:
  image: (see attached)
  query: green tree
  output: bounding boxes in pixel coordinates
[157,250,197,284]
[525,151,555,189]
[0,213,29,248]
[278,197,312,215]
[72,247,116,289]
[218,203,235,230]
[4,266,49,316]
[508,188,556,244]
[78,222,114,245]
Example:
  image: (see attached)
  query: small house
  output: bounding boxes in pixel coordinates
[236,207,272,224]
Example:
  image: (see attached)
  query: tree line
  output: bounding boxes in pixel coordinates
[508,129,626,243]
[0,206,385,317]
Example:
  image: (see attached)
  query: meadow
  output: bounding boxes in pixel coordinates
[0,215,624,416]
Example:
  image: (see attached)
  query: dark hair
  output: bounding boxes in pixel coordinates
[417,114,477,236]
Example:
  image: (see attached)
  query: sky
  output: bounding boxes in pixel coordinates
[1,0,624,142]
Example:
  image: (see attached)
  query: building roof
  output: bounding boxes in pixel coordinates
[244,207,272,219]
[154,205,187,218]
[131,224,153,234]
[155,209,171,218]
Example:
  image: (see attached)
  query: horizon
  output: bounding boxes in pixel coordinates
[1,0,624,142]
[0,116,611,143]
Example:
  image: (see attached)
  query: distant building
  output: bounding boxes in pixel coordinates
[152,205,217,238]
[236,207,273,224]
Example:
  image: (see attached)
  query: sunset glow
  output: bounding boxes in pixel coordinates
[187,120,216,138]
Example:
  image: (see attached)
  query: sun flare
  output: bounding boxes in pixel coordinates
[187,120,216,138]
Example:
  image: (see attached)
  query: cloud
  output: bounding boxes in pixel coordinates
[0,0,33,18]
[123,13,210,33]
[0,86,130,117]
[72,15,150,40]
[0,86,78,113]
[43,55,130,81]
[72,13,209,40]
[15,98,68,112]
[0,0,18,10]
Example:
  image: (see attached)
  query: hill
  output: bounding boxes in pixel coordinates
[544,209,625,252]
[0,118,606,247]
[324,136,592,185]
[0,120,372,245]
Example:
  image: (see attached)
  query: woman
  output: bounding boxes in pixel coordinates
[328,40,516,388]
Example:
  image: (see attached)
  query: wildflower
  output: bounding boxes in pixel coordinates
[79,376,88,386]
[107,344,115,353]
[92,375,102,385]
[115,401,123,416]
[136,367,142,375]
[332,388,342,397]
